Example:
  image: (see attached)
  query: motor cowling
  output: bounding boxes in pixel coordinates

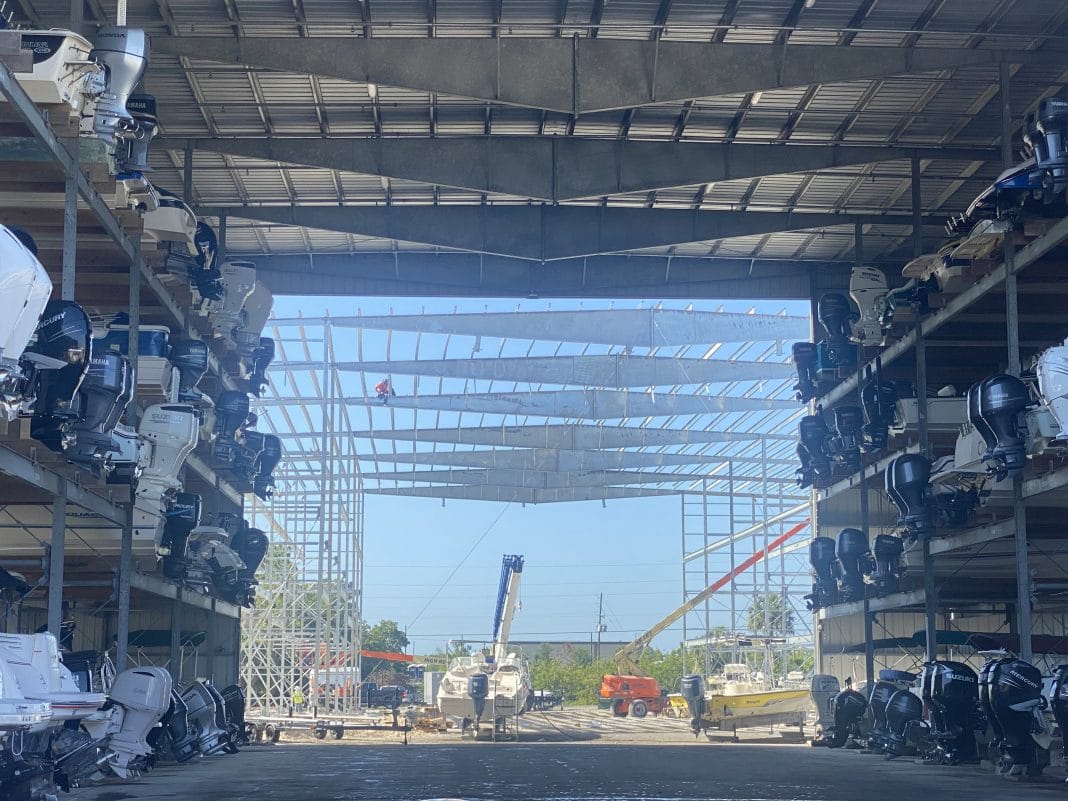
[169,340,209,403]
[88,27,150,141]
[24,300,92,450]
[468,673,489,722]
[680,674,705,734]
[977,374,1031,479]
[861,378,897,452]
[118,93,157,172]
[796,414,832,489]
[805,537,839,611]
[64,350,132,470]
[885,453,933,540]
[921,660,981,764]
[868,535,903,596]
[830,405,863,475]
[848,266,889,345]
[827,688,868,748]
[1037,339,1068,441]
[248,336,275,397]
[211,390,251,465]
[818,293,855,346]
[835,528,869,602]
[191,221,223,301]
[160,492,201,577]
[791,341,819,403]
[232,429,266,491]
[1024,97,1068,196]
[253,434,281,500]
[229,525,268,605]
[885,689,924,756]
[160,689,198,762]
[220,684,248,746]
[1050,664,1068,760]
[988,657,1047,775]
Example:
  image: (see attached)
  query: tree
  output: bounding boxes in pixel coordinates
[746,593,795,636]
[362,619,409,653]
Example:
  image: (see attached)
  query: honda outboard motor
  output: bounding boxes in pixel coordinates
[796,413,833,489]
[867,535,904,595]
[921,660,982,764]
[861,378,897,452]
[805,536,839,611]
[830,405,863,476]
[88,27,149,141]
[64,350,132,472]
[986,657,1049,776]
[977,374,1031,479]
[247,336,274,397]
[885,688,924,757]
[680,674,705,736]
[0,225,52,422]
[827,682,868,748]
[220,685,249,747]
[885,453,933,541]
[118,93,157,172]
[212,390,251,466]
[849,266,889,345]
[791,341,818,403]
[170,339,209,403]
[1037,338,1068,441]
[25,300,92,451]
[133,404,199,549]
[180,682,228,755]
[835,528,869,603]
[809,675,840,746]
[254,435,281,500]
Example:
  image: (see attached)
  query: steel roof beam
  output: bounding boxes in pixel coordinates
[161,136,995,202]
[259,388,796,418]
[364,467,799,489]
[151,37,1049,114]
[356,448,797,471]
[367,485,676,503]
[207,204,926,261]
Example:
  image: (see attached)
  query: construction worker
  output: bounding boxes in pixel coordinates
[292,686,305,713]
[374,378,395,404]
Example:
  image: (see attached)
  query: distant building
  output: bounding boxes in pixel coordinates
[510,640,629,662]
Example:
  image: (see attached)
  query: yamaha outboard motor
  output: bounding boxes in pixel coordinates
[885,453,933,541]
[835,528,869,603]
[827,682,868,748]
[809,675,840,746]
[170,340,209,403]
[922,660,982,764]
[88,27,150,141]
[254,434,281,500]
[212,390,251,465]
[467,672,489,731]
[791,341,819,403]
[25,300,92,451]
[118,93,157,172]
[861,378,897,452]
[986,657,1049,776]
[977,373,1030,480]
[247,336,274,397]
[160,492,201,583]
[830,405,863,476]
[64,350,132,471]
[868,535,904,596]
[680,674,705,736]
[885,688,924,757]
[796,413,833,489]
[805,537,839,611]
[967,379,996,454]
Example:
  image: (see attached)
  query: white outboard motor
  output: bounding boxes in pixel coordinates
[810,674,841,744]
[234,282,273,358]
[101,667,173,777]
[180,682,228,755]
[1037,338,1068,441]
[848,265,888,345]
[0,226,53,421]
[10,30,103,121]
[143,190,197,250]
[202,261,257,348]
[86,27,149,142]
[132,403,199,551]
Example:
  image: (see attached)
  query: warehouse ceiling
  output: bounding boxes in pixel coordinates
[11,0,1068,297]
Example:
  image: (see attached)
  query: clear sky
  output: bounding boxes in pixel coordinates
[264,294,810,657]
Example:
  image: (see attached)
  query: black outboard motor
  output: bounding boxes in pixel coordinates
[827,682,868,748]
[229,524,268,606]
[977,373,1030,480]
[967,380,996,452]
[867,670,916,752]
[885,453,933,541]
[835,528,869,603]
[212,390,252,465]
[24,300,92,449]
[119,94,158,173]
[221,685,249,747]
[861,378,897,452]
[232,429,266,491]
[64,350,132,471]
[170,340,209,403]
[1023,97,1068,199]
[818,293,856,363]
[153,690,199,762]
[203,682,236,754]
[867,535,904,596]
[830,405,863,476]
[805,536,840,611]
[191,221,223,300]
[160,492,201,577]
[467,673,489,731]
[248,336,274,397]
[885,689,925,757]
[796,413,833,489]
[680,674,705,736]
[986,657,1048,776]
[922,660,982,764]
[978,658,1004,760]
[791,341,819,403]
[254,434,281,500]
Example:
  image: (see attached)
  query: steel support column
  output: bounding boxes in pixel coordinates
[170,597,182,677]
[47,484,66,638]
[116,511,133,672]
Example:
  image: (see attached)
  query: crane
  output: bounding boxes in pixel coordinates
[491,554,524,663]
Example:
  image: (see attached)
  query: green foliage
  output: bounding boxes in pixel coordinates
[363,619,410,652]
[746,593,795,635]
[528,645,703,705]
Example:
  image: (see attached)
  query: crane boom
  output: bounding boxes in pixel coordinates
[612,519,809,673]
[492,554,524,662]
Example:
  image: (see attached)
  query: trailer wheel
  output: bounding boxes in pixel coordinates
[333,727,344,740]
[265,723,280,744]
[253,726,264,744]
[630,700,649,718]
[611,699,628,717]
[314,726,328,739]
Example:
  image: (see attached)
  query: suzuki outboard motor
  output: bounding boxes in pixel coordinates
[987,657,1049,776]
[861,378,897,452]
[867,535,904,596]
[253,434,281,500]
[88,27,149,141]
[809,675,840,746]
[212,390,251,465]
[885,453,933,541]
[247,336,274,397]
[0,225,52,422]
[827,682,868,748]
[118,93,157,172]
[1037,338,1068,441]
[796,413,833,489]
[25,300,92,450]
[849,266,889,345]
[830,405,863,476]
[680,674,704,736]
[835,528,869,603]
[64,350,132,472]
[791,341,819,403]
[805,536,840,611]
[133,404,199,549]
[170,339,209,403]
[977,373,1031,480]
[885,688,924,757]
[180,682,228,755]
[922,660,982,764]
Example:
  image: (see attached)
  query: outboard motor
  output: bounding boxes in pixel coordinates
[220,685,249,747]
[680,674,705,736]
[202,682,235,754]
[132,404,200,549]
[247,336,275,397]
[232,430,266,492]
[977,374,1031,480]
[849,266,889,345]
[235,284,273,358]
[64,350,133,472]
[835,527,869,603]
[254,435,281,500]
[796,413,833,489]
[861,378,897,452]
[808,675,840,746]
[88,27,150,141]
[1023,97,1068,199]
[921,660,982,764]
[190,221,223,301]
[885,688,924,757]
[229,525,269,605]
[829,405,863,476]
[0,226,52,422]
[170,339,209,403]
[186,527,249,603]
[791,341,819,403]
[94,320,174,402]
[826,681,868,749]
[1049,664,1068,767]
[151,689,199,763]
[467,673,489,731]
[212,390,252,466]
[160,492,201,583]
[985,657,1049,776]
[1037,338,1068,441]
[180,682,228,755]
[885,453,933,541]
[805,537,839,611]
[118,93,157,172]
[867,670,916,752]
[103,667,173,777]
[23,300,92,449]
[867,535,904,596]
[205,261,257,348]
[818,293,856,360]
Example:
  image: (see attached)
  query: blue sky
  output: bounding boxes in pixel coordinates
[264,294,810,657]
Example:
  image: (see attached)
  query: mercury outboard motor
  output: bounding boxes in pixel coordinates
[228,524,268,606]
[212,390,251,466]
[830,405,863,476]
[826,681,868,748]
[160,492,201,581]
[885,688,924,757]
[25,300,92,450]
[680,674,705,736]
[253,435,281,500]
[985,657,1049,776]
[64,350,132,471]
[467,673,489,732]
[796,413,833,489]
[1037,338,1068,441]
[977,374,1031,480]
[88,27,149,141]
[835,528,869,603]
[805,537,839,611]
[791,341,819,403]
[922,660,982,764]
[247,336,274,397]
[885,453,933,541]
[867,535,904,595]
[861,377,897,452]
[118,93,157,172]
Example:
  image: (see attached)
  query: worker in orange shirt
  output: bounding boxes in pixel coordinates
[374,378,396,404]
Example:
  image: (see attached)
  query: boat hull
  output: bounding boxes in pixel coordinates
[699,688,809,729]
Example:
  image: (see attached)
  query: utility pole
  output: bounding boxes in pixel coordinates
[596,593,605,660]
